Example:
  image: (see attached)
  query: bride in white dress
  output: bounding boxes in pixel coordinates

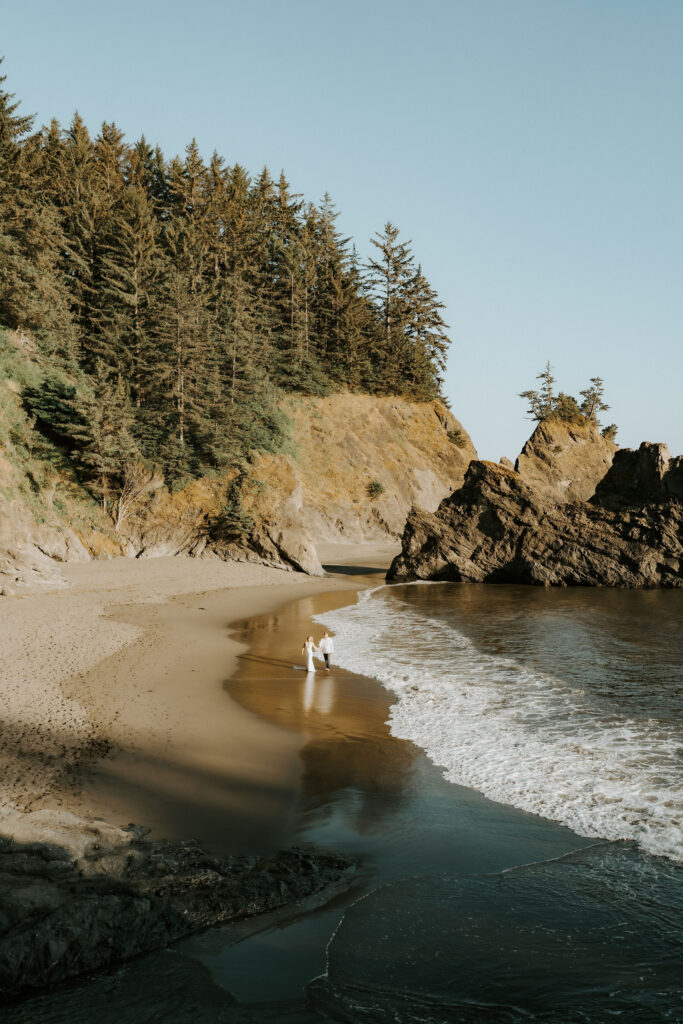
[302,635,319,671]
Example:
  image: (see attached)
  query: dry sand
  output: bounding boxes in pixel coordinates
[0,544,397,850]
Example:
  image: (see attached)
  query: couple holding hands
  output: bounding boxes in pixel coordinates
[302,631,334,672]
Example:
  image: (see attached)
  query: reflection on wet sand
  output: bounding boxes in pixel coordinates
[302,672,334,714]
[225,585,419,838]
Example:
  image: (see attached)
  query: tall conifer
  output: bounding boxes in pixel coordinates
[0,65,453,492]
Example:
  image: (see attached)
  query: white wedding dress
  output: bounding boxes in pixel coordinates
[304,641,317,671]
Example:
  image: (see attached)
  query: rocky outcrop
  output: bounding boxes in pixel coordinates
[235,522,324,576]
[515,417,616,503]
[0,502,91,596]
[593,442,683,508]
[388,457,683,587]
[0,809,352,999]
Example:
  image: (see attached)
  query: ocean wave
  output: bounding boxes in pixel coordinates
[315,587,683,863]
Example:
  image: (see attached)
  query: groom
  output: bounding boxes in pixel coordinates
[318,631,334,672]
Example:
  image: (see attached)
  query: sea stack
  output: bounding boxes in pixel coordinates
[389,430,683,588]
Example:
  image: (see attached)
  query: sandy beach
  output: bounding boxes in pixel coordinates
[0,543,397,849]
[5,545,679,1023]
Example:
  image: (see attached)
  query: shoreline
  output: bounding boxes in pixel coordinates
[6,545,674,1020]
[0,544,396,846]
[170,574,605,1013]
[0,543,396,1003]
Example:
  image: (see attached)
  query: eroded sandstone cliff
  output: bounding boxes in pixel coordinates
[0,393,475,592]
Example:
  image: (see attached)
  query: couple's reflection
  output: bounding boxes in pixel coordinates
[303,671,335,714]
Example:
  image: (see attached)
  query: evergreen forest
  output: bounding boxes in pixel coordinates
[0,62,451,506]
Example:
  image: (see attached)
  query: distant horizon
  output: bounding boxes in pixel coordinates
[3,0,682,459]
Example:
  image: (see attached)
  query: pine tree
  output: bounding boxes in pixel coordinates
[247,167,279,352]
[56,113,102,349]
[160,143,212,459]
[0,63,74,349]
[537,361,556,416]
[23,361,138,511]
[94,182,161,402]
[224,163,252,263]
[204,265,283,463]
[127,136,169,209]
[403,265,450,399]
[311,192,348,365]
[580,377,609,422]
[327,245,377,390]
[366,222,414,391]
[272,171,303,340]
[67,365,138,510]
[93,122,127,207]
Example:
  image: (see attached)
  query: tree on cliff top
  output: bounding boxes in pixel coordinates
[519,363,617,437]
[0,63,453,496]
[579,377,609,422]
[519,361,557,420]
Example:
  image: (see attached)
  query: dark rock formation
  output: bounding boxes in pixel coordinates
[0,810,353,1000]
[515,417,616,503]
[593,442,683,508]
[388,457,683,588]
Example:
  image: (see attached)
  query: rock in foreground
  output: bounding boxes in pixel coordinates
[0,810,353,1000]
[388,446,683,588]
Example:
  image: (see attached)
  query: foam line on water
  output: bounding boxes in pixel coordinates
[314,590,683,863]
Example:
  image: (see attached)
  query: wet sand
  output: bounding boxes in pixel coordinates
[2,545,605,1021]
[171,578,596,1009]
[4,551,677,1022]
[0,544,397,851]
[66,571,389,853]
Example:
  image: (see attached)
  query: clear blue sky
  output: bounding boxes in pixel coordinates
[3,0,682,459]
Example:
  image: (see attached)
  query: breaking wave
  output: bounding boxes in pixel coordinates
[316,585,683,862]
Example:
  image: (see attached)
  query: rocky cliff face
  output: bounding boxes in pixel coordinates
[515,417,616,502]
[593,442,683,507]
[241,393,475,538]
[0,502,89,595]
[0,394,475,592]
[389,434,683,588]
[0,449,116,595]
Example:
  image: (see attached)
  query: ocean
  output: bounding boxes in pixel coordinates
[8,581,683,1023]
[316,582,683,863]
[306,582,683,1022]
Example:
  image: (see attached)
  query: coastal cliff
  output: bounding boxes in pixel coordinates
[389,431,683,588]
[0,333,475,593]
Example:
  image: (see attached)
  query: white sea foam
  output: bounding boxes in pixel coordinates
[315,587,683,863]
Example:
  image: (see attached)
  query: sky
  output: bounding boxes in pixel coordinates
[2,0,682,459]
